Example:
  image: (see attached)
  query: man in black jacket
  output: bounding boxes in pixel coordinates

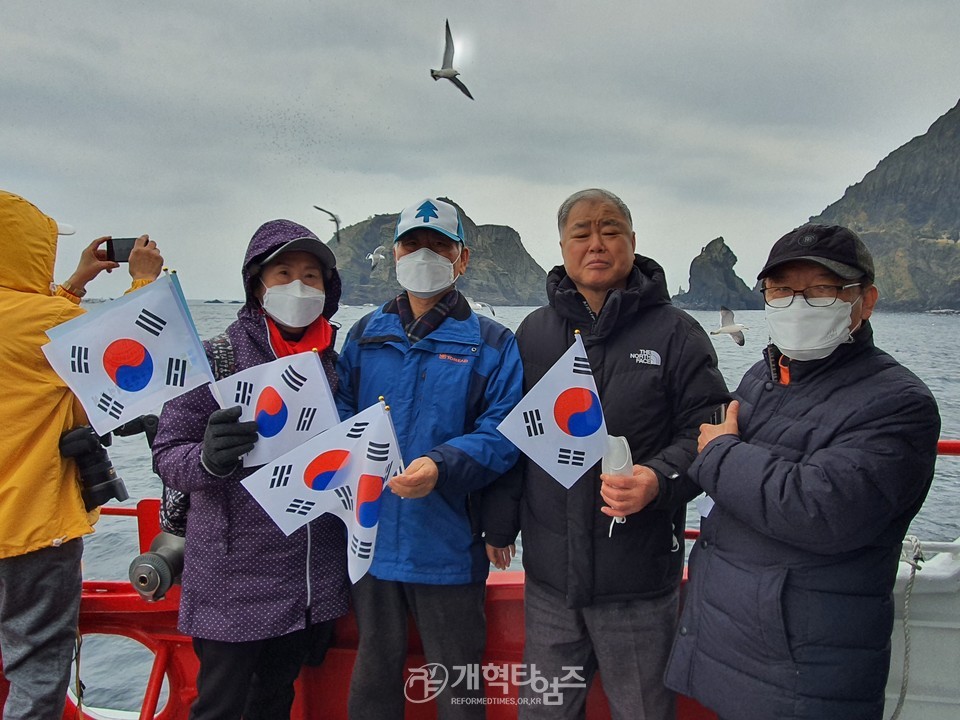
[664,224,941,720]
[484,188,729,719]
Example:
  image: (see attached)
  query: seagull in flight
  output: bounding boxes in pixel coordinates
[710,306,748,346]
[365,245,388,269]
[313,205,341,243]
[467,298,495,316]
[430,19,473,100]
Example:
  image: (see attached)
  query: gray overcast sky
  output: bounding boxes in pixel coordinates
[4,1,959,300]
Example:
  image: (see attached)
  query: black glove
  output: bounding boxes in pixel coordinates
[201,406,259,476]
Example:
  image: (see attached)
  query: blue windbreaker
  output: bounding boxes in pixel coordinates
[335,292,523,584]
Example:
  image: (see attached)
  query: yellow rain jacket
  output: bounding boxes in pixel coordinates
[0,191,148,559]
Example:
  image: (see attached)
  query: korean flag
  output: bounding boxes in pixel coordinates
[497,333,607,489]
[42,273,214,435]
[242,401,402,582]
[213,350,339,467]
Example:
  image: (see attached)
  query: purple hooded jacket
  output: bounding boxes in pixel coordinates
[152,220,349,642]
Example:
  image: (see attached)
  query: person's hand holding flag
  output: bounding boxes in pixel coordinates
[201,406,259,477]
[388,456,438,499]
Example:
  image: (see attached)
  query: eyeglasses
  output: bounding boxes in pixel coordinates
[760,283,862,308]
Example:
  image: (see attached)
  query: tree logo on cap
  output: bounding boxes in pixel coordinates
[415,200,440,224]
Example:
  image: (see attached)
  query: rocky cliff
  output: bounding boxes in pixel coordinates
[672,237,763,310]
[811,99,960,310]
[325,98,960,313]
[330,199,546,307]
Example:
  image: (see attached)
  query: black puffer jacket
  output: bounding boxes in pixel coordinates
[484,256,729,608]
[665,322,941,720]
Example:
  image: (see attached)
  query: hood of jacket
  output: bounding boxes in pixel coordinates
[546,254,670,344]
[240,219,342,320]
[0,190,60,294]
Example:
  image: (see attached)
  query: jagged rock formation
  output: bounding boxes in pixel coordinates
[672,238,763,310]
[811,99,960,310]
[329,198,546,307]
[322,98,960,314]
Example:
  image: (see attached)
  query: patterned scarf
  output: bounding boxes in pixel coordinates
[391,288,460,343]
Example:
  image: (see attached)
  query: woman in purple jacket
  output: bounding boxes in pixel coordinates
[153,220,348,720]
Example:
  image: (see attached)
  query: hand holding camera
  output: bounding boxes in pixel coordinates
[58,235,162,298]
[201,406,260,477]
[124,235,163,282]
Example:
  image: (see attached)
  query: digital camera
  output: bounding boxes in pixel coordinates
[59,426,129,511]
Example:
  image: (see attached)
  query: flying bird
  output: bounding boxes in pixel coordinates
[467,298,495,316]
[365,245,388,269]
[430,19,474,100]
[710,306,748,346]
[313,205,341,243]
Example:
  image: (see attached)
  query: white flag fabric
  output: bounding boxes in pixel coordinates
[42,273,215,435]
[241,401,402,582]
[497,333,607,489]
[212,351,339,467]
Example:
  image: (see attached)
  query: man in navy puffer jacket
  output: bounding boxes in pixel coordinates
[665,224,941,720]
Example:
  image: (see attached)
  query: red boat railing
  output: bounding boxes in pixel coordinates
[938,438,960,455]
[0,441,957,719]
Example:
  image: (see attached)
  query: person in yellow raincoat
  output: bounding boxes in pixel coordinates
[0,190,162,720]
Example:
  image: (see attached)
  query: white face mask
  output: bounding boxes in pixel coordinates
[765,296,861,361]
[261,279,325,329]
[395,246,461,298]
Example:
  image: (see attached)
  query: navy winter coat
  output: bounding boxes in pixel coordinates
[483,257,729,607]
[665,322,941,720]
[152,220,349,642]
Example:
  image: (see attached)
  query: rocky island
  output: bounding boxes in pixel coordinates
[328,199,545,307]
[317,99,960,312]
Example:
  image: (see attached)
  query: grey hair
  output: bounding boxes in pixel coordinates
[557,188,633,236]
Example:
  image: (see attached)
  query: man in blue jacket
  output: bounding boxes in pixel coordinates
[336,197,523,719]
[665,224,941,720]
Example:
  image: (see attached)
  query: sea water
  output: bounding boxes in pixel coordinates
[75,303,960,710]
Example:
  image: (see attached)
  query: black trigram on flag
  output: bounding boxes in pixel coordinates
[285,498,315,515]
[572,356,592,376]
[557,448,587,466]
[281,365,307,392]
[235,381,254,405]
[366,441,390,462]
[270,464,292,489]
[70,345,90,374]
[351,535,374,560]
[346,421,369,439]
[335,486,354,511]
[97,393,124,420]
[523,409,544,437]
[135,308,167,337]
[296,407,317,432]
[165,358,187,387]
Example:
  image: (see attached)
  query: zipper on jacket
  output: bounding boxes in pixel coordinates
[580,299,598,326]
